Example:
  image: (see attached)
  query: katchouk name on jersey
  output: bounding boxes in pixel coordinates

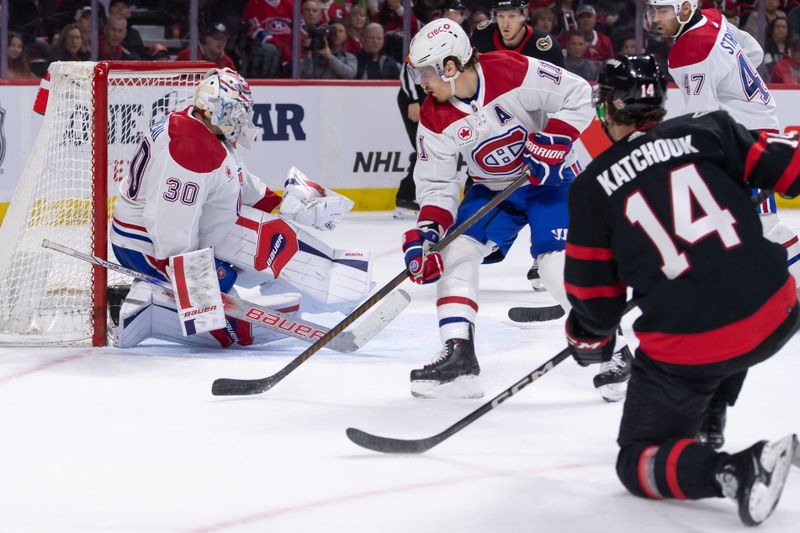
[596,135,699,195]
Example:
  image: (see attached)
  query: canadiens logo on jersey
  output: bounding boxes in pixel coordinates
[471,126,527,175]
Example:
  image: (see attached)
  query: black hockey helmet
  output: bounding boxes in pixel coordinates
[492,0,528,16]
[594,54,667,124]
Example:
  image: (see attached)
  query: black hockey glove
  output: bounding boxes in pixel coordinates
[565,311,615,366]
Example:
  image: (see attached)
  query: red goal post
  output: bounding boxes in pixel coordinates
[0,61,214,346]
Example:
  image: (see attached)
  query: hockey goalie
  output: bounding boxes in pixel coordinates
[109,68,372,348]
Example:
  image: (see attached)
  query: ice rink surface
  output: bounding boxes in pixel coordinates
[1,211,799,533]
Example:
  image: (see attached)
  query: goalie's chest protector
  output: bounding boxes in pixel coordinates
[420,52,567,189]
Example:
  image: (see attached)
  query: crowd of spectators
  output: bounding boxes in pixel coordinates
[6,1,800,83]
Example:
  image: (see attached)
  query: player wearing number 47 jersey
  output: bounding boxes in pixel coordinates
[402,19,633,401]
[565,55,798,527]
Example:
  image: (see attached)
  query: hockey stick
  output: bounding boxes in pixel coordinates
[346,347,572,453]
[347,299,639,453]
[41,239,410,352]
[211,173,532,396]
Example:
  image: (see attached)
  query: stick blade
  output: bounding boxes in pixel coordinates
[211,377,272,396]
[507,305,565,323]
[346,427,440,454]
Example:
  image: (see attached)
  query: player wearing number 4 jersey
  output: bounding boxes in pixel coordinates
[402,19,633,401]
[649,0,800,450]
[111,68,370,349]
[566,55,798,527]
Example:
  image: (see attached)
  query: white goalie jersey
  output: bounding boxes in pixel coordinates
[668,9,778,131]
[111,106,281,263]
[414,51,593,229]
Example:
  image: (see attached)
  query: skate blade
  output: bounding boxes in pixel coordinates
[743,434,797,525]
[597,381,627,403]
[410,374,484,399]
[393,207,418,220]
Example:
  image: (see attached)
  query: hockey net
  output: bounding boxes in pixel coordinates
[0,61,214,346]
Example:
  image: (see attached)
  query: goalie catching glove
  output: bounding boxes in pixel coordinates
[402,221,444,284]
[279,166,354,231]
[565,310,615,366]
[522,132,577,186]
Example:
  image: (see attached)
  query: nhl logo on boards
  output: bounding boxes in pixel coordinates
[458,126,473,141]
[536,36,553,51]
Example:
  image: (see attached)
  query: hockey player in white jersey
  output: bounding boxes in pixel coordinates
[648,0,800,449]
[402,19,634,401]
[110,68,370,348]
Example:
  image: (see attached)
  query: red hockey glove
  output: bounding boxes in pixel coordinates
[522,132,576,186]
[402,221,444,284]
[565,311,615,366]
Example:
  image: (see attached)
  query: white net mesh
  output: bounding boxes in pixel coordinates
[0,62,209,345]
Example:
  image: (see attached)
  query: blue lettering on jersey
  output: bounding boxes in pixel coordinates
[494,105,514,126]
[720,31,737,55]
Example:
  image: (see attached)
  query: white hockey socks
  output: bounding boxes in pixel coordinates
[436,236,486,342]
[537,250,572,313]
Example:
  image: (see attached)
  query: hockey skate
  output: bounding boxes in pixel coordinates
[593,338,633,402]
[393,198,420,220]
[526,260,547,292]
[697,400,727,450]
[715,434,797,526]
[410,337,483,399]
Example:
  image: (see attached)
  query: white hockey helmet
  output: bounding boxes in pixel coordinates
[647,0,699,36]
[194,68,259,149]
[408,18,474,82]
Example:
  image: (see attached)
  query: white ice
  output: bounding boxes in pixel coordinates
[1,211,798,533]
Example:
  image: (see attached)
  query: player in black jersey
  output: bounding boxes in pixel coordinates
[564,54,799,526]
[471,0,563,67]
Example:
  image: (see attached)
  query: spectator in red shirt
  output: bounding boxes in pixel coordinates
[771,36,800,83]
[177,22,236,70]
[559,4,613,62]
[242,0,291,78]
[344,3,368,53]
[99,14,139,60]
[374,0,421,35]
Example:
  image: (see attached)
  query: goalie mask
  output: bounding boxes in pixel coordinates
[194,68,259,149]
[408,18,475,94]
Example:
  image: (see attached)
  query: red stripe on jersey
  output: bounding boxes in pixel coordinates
[171,255,192,309]
[419,98,469,135]
[783,235,799,249]
[437,296,479,312]
[565,282,626,299]
[638,446,662,500]
[638,277,797,365]
[774,143,800,194]
[419,205,454,232]
[566,243,614,261]
[112,217,148,232]
[665,439,694,500]
[743,133,767,183]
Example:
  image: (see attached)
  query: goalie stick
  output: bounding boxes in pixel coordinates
[210,173,532,396]
[41,239,409,353]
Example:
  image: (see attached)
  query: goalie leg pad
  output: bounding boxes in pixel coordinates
[167,248,226,336]
[436,236,486,343]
